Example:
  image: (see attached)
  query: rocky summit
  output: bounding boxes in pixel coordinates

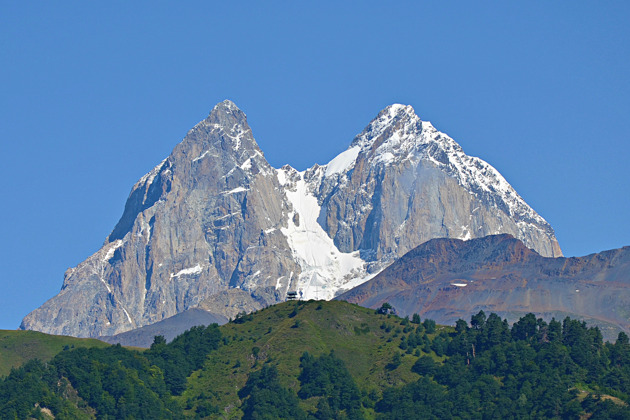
[21,101,561,337]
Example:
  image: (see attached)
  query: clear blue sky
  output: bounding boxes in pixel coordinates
[1,2,629,330]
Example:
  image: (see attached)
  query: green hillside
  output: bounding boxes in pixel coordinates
[181,300,436,417]
[0,329,110,377]
[1,300,629,419]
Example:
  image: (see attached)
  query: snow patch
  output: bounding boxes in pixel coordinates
[275,276,283,289]
[100,280,112,293]
[171,264,203,278]
[223,187,249,195]
[193,150,214,162]
[240,158,252,171]
[276,168,287,185]
[122,308,133,324]
[335,271,380,295]
[97,240,125,293]
[216,212,239,220]
[218,122,251,151]
[103,240,123,262]
[280,171,369,300]
[451,283,467,287]
[135,159,167,189]
[374,151,395,165]
[324,146,360,177]
[459,226,472,241]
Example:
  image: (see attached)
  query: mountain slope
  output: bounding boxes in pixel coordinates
[22,101,301,337]
[6,300,630,419]
[0,330,109,377]
[182,300,423,416]
[22,101,561,338]
[338,234,630,340]
[313,104,561,261]
[99,308,228,348]
[284,104,562,300]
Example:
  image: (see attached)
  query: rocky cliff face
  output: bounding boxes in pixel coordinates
[279,104,561,301]
[338,234,630,340]
[22,101,301,337]
[21,101,562,337]
[313,105,561,261]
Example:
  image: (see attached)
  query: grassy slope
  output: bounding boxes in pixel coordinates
[0,330,111,377]
[181,300,449,418]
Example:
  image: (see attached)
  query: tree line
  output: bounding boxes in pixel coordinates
[1,306,629,419]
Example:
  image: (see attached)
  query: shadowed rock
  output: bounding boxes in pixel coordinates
[338,234,630,340]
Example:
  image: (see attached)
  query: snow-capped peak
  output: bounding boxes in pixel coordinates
[328,103,553,234]
[215,99,240,113]
[385,103,415,115]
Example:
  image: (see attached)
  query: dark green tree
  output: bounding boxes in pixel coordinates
[299,351,364,419]
[455,319,468,334]
[511,313,538,341]
[422,319,436,334]
[412,356,437,376]
[377,302,395,315]
[239,365,306,420]
[470,310,486,330]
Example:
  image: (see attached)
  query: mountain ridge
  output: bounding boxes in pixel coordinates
[338,234,630,340]
[21,101,562,337]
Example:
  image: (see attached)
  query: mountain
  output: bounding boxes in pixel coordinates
[99,308,227,348]
[338,234,630,340]
[22,100,300,338]
[21,101,561,337]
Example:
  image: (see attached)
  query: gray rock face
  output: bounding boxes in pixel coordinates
[21,101,562,337]
[313,105,562,262]
[22,101,301,337]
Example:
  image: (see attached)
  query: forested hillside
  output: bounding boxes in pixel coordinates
[2,300,629,419]
[0,330,110,377]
